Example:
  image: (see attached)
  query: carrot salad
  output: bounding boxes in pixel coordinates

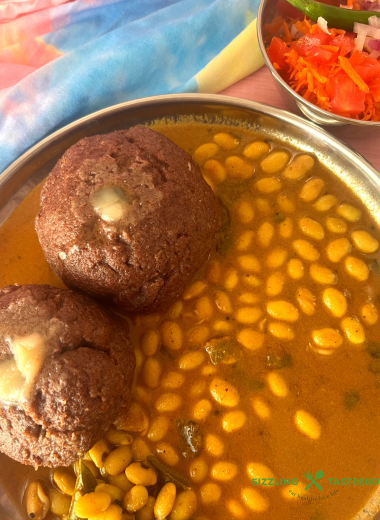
[266,13,380,120]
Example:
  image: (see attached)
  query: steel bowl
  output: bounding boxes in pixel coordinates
[1,94,380,520]
[257,0,380,129]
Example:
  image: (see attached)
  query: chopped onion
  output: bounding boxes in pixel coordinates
[354,21,380,38]
[355,32,367,51]
[317,16,331,34]
[368,15,380,27]
[368,37,380,50]
[290,24,303,39]
[369,49,380,57]
[363,1,380,10]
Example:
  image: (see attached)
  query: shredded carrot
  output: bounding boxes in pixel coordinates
[265,16,283,35]
[283,21,293,43]
[347,0,354,7]
[295,20,309,35]
[319,45,339,52]
[338,56,370,93]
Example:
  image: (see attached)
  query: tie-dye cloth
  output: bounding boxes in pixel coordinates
[0,0,264,174]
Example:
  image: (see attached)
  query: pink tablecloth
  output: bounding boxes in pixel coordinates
[220,67,380,174]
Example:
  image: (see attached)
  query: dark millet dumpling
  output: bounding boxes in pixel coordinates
[0,284,135,468]
[35,126,223,312]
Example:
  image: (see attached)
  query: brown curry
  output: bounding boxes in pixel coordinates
[1,122,380,520]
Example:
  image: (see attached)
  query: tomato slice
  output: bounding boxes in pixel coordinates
[329,34,355,56]
[267,37,289,70]
[307,46,339,64]
[368,77,380,102]
[292,32,331,57]
[330,70,365,115]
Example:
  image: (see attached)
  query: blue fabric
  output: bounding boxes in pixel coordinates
[0,0,260,174]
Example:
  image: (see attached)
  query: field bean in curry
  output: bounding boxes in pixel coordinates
[2,122,380,520]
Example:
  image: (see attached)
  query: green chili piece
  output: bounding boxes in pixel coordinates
[68,461,98,520]
[285,0,380,31]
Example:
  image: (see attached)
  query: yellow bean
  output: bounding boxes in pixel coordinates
[310,263,337,284]
[213,290,233,313]
[160,371,185,389]
[116,403,149,433]
[125,463,157,486]
[276,194,296,214]
[266,271,285,296]
[154,483,177,520]
[266,300,299,322]
[326,216,348,234]
[313,194,337,212]
[268,322,294,340]
[283,154,314,180]
[323,288,347,318]
[53,469,76,496]
[135,496,155,520]
[205,260,222,284]
[105,426,134,446]
[261,151,289,173]
[25,481,50,520]
[257,221,275,247]
[160,321,183,351]
[88,504,123,520]
[191,399,213,422]
[247,463,275,481]
[131,438,152,462]
[243,274,262,288]
[223,268,239,290]
[212,320,235,334]
[205,434,224,457]
[142,358,163,389]
[89,440,111,469]
[242,488,269,512]
[203,159,226,185]
[267,372,288,397]
[222,410,247,432]
[124,485,148,513]
[299,217,325,240]
[147,416,170,442]
[234,306,262,325]
[278,216,293,238]
[255,177,282,193]
[139,329,160,357]
[75,492,111,518]
[155,393,182,412]
[156,442,180,466]
[294,410,321,440]
[299,178,325,202]
[287,258,304,280]
[255,197,273,215]
[213,132,239,149]
[104,447,133,476]
[251,397,271,419]
[49,489,71,516]
[345,256,369,281]
[178,350,205,370]
[266,248,288,269]
[351,230,379,253]
[95,484,124,503]
[237,329,264,351]
[189,458,208,483]
[210,378,239,407]
[361,302,378,325]
[211,462,238,481]
[236,199,255,224]
[341,316,366,345]
[326,237,351,263]
[194,296,214,321]
[296,287,316,315]
[225,156,254,179]
[244,141,269,159]
[293,239,320,261]
[183,280,207,300]
[227,500,247,519]
[312,328,343,352]
[168,490,197,520]
[200,483,221,504]
[336,203,361,222]
[108,473,133,494]
[238,254,261,273]
[194,143,219,162]
[236,230,255,251]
